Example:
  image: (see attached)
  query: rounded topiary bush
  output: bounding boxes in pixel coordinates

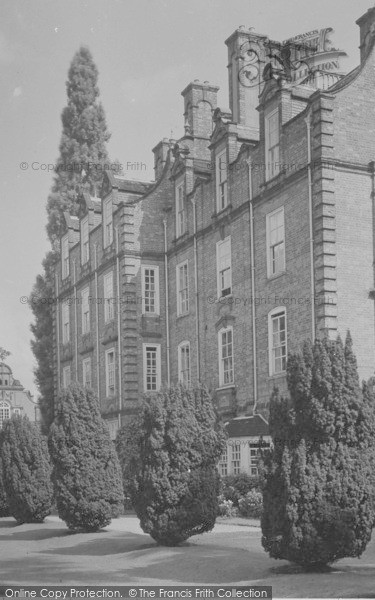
[1,416,53,524]
[48,383,124,532]
[262,334,375,567]
[126,385,225,545]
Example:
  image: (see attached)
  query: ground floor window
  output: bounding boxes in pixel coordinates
[231,442,241,475]
[143,344,161,392]
[219,447,228,476]
[0,401,10,429]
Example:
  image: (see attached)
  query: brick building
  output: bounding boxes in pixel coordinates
[53,8,375,473]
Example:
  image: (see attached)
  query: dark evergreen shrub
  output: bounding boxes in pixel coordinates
[261,334,375,567]
[128,385,225,545]
[1,416,53,523]
[115,416,142,510]
[48,383,123,531]
[0,435,10,517]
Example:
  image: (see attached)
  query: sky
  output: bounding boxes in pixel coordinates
[0,0,372,397]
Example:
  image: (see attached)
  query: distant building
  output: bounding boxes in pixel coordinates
[53,8,375,475]
[219,415,271,477]
[0,363,38,429]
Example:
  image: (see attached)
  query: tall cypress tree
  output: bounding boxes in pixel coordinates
[30,47,111,431]
[261,333,375,567]
[46,46,111,246]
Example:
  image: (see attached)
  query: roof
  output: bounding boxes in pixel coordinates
[83,191,102,213]
[225,414,269,438]
[63,212,80,231]
[115,177,154,194]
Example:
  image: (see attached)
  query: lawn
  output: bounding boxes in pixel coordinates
[0,516,374,598]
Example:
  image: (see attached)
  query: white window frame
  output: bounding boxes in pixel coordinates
[103,197,113,248]
[143,344,161,392]
[249,445,260,476]
[216,237,232,298]
[219,446,228,477]
[231,442,241,475]
[216,148,228,212]
[265,108,280,181]
[81,216,89,264]
[104,271,114,322]
[266,207,285,278]
[82,357,92,388]
[141,265,160,315]
[61,235,70,279]
[62,366,71,388]
[218,326,234,387]
[62,302,70,344]
[178,341,191,387]
[176,260,189,316]
[81,287,90,334]
[175,182,186,238]
[0,401,10,429]
[268,307,287,376]
[105,348,116,397]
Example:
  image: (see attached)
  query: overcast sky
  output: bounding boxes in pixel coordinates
[0,0,372,396]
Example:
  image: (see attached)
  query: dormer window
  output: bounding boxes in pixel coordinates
[265,108,280,181]
[216,149,228,211]
[176,182,186,238]
[81,217,89,264]
[61,236,69,279]
[103,197,113,248]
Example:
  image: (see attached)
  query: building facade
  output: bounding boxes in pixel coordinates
[53,8,375,474]
[0,363,38,429]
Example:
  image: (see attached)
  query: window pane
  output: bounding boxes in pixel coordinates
[218,238,231,296]
[271,311,287,374]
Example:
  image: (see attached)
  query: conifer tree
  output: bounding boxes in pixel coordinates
[1,416,53,524]
[115,415,143,508]
[127,385,225,546]
[48,384,123,532]
[261,333,375,567]
[46,46,111,246]
[0,433,10,517]
[30,251,58,433]
[30,47,111,431]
